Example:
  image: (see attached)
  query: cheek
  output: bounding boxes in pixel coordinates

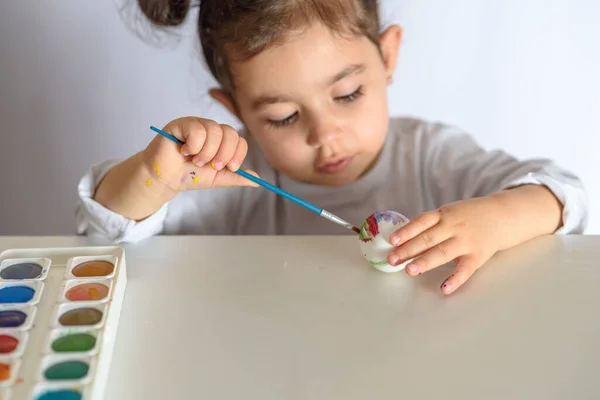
[253,132,312,171]
[363,80,389,119]
[349,94,388,147]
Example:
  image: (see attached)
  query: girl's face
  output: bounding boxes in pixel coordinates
[217,23,402,186]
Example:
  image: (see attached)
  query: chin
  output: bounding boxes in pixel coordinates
[284,163,365,186]
[288,173,349,187]
[315,171,362,187]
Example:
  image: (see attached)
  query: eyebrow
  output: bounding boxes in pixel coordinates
[328,63,366,86]
[251,63,367,111]
[251,95,293,111]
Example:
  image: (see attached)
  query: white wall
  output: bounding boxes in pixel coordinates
[1,0,598,235]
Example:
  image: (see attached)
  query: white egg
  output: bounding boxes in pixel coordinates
[358,210,412,273]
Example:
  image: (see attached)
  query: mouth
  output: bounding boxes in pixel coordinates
[316,156,353,174]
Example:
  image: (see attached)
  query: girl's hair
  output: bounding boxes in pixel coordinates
[137,0,381,92]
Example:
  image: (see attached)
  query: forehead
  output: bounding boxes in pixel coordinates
[229,23,380,97]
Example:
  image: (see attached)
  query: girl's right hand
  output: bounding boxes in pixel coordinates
[142,117,259,192]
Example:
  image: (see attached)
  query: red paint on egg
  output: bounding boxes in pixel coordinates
[360,214,380,242]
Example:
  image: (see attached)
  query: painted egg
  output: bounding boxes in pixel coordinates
[358,210,411,272]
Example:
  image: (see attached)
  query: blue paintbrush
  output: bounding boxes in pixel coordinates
[149,126,360,234]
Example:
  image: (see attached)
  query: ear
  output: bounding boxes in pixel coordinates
[379,25,403,83]
[209,88,240,118]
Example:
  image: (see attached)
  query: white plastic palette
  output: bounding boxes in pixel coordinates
[0,246,127,400]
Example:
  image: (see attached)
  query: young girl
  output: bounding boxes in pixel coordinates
[77,0,588,294]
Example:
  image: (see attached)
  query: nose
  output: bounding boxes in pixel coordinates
[306,117,343,148]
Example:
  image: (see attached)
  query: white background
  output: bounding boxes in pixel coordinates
[0,0,598,235]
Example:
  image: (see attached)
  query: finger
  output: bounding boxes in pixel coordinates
[388,225,451,267]
[403,237,463,276]
[440,255,480,295]
[192,120,223,167]
[212,168,260,188]
[210,124,240,171]
[157,118,200,155]
[390,210,441,246]
[227,136,249,172]
[179,121,208,157]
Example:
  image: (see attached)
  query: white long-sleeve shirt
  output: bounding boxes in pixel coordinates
[76,117,588,243]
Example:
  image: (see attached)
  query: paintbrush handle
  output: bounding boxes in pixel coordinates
[238,168,356,231]
[236,170,357,232]
[234,169,321,214]
[150,125,358,233]
[151,126,184,145]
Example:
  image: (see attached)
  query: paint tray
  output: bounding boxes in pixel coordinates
[0,246,127,400]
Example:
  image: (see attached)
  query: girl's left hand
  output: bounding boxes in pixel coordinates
[387,196,506,295]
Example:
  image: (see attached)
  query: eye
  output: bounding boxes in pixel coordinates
[335,86,364,103]
[268,112,298,128]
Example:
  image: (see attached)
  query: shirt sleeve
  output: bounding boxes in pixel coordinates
[421,121,589,234]
[75,159,169,243]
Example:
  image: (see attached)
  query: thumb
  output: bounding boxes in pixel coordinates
[211,168,260,188]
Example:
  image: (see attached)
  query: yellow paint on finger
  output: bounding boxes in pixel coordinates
[146,180,152,186]
[193,176,200,184]
[153,161,162,178]
[210,161,216,169]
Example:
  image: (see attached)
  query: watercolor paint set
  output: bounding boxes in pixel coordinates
[0,246,127,400]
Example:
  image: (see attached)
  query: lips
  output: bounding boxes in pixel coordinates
[317,156,353,174]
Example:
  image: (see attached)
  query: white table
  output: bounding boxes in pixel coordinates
[1,235,599,399]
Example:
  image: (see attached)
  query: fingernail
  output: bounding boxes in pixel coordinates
[180,146,188,156]
[228,162,239,172]
[388,255,399,265]
[407,263,419,274]
[390,235,399,246]
[194,161,205,168]
[213,161,224,170]
[441,282,452,292]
